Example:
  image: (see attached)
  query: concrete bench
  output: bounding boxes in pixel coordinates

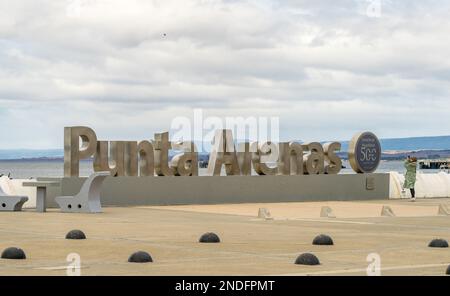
[0,176,29,211]
[23,181,60,212]
[55,172,110,213]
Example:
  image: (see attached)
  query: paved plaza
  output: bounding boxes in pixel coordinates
[0,198,449,275]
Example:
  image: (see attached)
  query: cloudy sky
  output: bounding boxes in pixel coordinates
[0,0,449,149]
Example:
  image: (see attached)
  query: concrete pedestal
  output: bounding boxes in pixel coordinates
[42,174,390,208]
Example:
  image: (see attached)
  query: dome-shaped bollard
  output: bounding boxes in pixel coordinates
[294,253,320,266]
[1,247,26,260]
[199,232,220,243]
[312,234,334,246]
[128,251,153,263]
[65,230,87,240]
[428,238,449,248]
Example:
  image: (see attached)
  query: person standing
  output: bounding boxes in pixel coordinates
[404,156,418,201]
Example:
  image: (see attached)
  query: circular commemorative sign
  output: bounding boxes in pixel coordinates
[348,132,381,174]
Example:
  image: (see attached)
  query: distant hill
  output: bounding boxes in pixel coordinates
[340,135,450,152]
[1,135,450,160]
[0,149,63,160]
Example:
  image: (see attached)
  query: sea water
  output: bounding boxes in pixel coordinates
[0,160,443,179]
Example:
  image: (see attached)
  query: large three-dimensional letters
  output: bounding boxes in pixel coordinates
[64,126,344,177]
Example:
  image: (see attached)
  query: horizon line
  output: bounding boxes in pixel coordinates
[1,133,450,151]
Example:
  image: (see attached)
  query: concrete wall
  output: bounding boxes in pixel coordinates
[43,173,390,207]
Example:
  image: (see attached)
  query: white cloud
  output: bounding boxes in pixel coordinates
[0,0,450,148]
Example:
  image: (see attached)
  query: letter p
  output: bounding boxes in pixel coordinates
[64,126,97,177]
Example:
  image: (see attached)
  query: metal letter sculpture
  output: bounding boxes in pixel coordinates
[302,142,324,175]
[237,142,256,176]
[170,141,199,176]
[61,126,379,178]
[94,141,137,176]
[253,142,279,175]
[207,130,240,176]
[137,140,155,176]
[324,142,342,175]
[278,142,304,175]
[124,141,138,177]
[64,126,98,177]
[154,132,175,176]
